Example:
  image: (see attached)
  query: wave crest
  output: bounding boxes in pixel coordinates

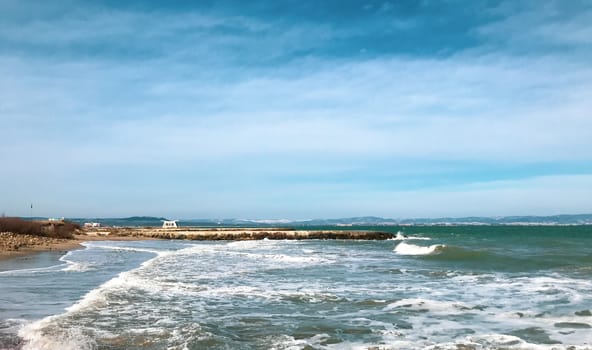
[394,242,445,255]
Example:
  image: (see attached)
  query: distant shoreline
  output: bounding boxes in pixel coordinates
[58,214,592,228]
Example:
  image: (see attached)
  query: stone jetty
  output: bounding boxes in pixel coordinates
[83,227,393,240]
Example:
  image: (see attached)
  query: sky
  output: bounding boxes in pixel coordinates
[1,0,591,219]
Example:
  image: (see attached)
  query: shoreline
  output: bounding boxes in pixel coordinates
[0,233,158,262]
[0,232,82,261]
[0,227,391,262]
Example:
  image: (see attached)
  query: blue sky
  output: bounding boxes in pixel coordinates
[1,0,591,219]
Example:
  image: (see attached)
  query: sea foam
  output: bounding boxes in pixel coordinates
[394,242,445,255]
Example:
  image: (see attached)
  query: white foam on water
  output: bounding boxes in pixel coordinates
[196,285,275,300]
[226,239,287,250]
[473,273,592,313]
[269,333,331,350]
[0,263,67,275]
[174,242,331,266]
[59,251,96,272]
[65,271,150,313]
[18,245,169,349]
[19,318,96,350]
[61,261,94,272]
[364,331,592,350]
[191,283,345,304]
[0,318,27,338]
[508,275,592,304]
[10,238,592,350]
[173,243,226,257]
[51,242,345,316]
[408,236,432,240]
[206,249,333,266]
[389,232,432,241]
[462,333,592,350]
[381,269,592,347]
[83,242,164,256]
[393,242,444,255]
[64,245,185,311]
[384,298,475,315]
[242,252,330,264]
[0,245,97,275]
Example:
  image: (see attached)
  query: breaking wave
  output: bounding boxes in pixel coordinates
[394,242,446,255]
[393,242,497,263]
[388,231,432,241]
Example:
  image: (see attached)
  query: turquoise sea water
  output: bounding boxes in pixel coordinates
[1,226,591,349]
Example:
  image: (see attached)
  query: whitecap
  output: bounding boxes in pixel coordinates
[393,242,444,255]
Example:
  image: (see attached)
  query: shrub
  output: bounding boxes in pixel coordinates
[53,221,81,238]
[0,217,44,236]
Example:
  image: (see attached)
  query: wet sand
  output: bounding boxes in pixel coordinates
[0,232,155,261]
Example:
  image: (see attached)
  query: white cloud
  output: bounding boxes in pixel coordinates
[4,52,591,166]
[1,1,591,217]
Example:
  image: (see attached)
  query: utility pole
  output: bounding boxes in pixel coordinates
[30,203,33,219]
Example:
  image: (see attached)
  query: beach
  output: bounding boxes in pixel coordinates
[0,232,82,261]
[0,232,156,261]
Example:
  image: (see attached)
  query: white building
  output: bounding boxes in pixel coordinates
[162,220,178,229]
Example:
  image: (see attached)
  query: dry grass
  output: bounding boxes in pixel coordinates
[0,217,79,239]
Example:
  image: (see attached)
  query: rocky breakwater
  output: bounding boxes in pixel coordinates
[92,227,393,240]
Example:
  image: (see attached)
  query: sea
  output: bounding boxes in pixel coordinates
[1,225,591,350]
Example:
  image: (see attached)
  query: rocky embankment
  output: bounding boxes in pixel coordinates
[0,232,72,251]
[84,227,392,240]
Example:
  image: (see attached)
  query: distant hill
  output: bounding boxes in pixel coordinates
[397,214,592,225]
[69,216,169,227]
[293,214,592,226]
[66,214,592,227]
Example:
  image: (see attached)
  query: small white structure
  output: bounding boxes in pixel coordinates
[84,222,101,228]
[162,220,178,229]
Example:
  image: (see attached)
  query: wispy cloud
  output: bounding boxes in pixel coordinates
[476,0,592,52]
[1,0,591,217]
[3,54,590,161]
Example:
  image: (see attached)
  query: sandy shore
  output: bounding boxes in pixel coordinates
[0,232,155,261]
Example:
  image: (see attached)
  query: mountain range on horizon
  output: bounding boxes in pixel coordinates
[59,214,592,227]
